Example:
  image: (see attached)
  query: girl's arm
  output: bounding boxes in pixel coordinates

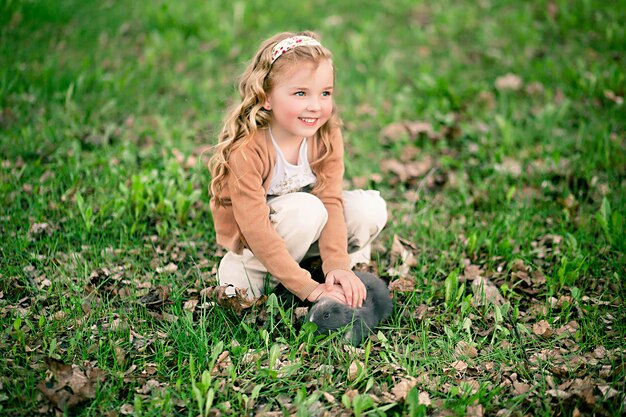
[314,128,352,273]
[227,143,319,301]
[315,128,367,307]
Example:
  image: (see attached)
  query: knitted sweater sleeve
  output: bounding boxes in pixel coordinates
[227,143,319,301]
[315,128,352,275]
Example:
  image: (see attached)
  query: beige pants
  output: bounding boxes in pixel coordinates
[218,190,387,297]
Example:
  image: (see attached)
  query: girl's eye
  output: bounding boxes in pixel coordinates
[295,91,305,97]
[322,91,332,97]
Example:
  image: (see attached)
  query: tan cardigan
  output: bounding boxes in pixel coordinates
[210,127,351,300]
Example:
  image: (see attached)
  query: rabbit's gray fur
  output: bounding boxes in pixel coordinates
[306,271,393,345]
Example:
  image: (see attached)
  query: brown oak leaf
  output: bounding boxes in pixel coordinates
[201,286,267,315]
[38,358,105,411]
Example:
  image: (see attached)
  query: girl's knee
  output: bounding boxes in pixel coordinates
[271,192,328,228]
[368,192,388,231]
[296,193,328,225]
[218,250,268,297]
[345,190,387,235]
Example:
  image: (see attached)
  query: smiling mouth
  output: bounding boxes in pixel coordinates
[299,117,318,126]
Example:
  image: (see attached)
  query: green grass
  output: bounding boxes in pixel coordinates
[1,0,625,415]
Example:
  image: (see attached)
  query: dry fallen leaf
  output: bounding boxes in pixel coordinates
[418,391,431,406]
[390,234,418,267]
[342,389,360,410]
[599,365,612,379]
[201,286,267,315]
[114,345,126,366]
[294,306,309,321]
[183,299,199,312]
[172,148,198,170]
[495,73,523,91]
[477,90,496,109]
[241,349,261,365]
[533,320,552,338]
[381,120,435,142]
[494,157,522,177]
[381,159,411,183]
[388,277,416,292]
[404,121,436,138]
[461,264,483,282]
[348,360,363,381]
[38,357,106,411]
[525,81,545,95]
[381,122,410,142]
[386,264,411,278]
[593,346,607,359]
[471,276,505,306]
[598,384,620,399]
[140,285,171,307]
[512,380,531,395]
[604,90,624,105]
[212,350,231,376]
[555,320,579,338]
[156,262,178,274]
[546,388,571,399]
[413,304,428,321]
[381,158,434,184]
[391,377,417,401]
[466,403,484,417]
[459,379,481,395]
[351,176,369,189]
[451,360,468,373]
[455,341,478,359]
[29,222,53,237]
[136,378,165,395]
[322,391,336,404]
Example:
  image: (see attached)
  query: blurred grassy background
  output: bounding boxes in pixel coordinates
[1,0,625,415]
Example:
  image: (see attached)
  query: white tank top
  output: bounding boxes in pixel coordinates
[267,131,317,196]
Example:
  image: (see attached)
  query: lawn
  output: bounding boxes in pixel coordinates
[1,0,625,416]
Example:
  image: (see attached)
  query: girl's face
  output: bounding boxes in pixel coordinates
[265,58,334,144]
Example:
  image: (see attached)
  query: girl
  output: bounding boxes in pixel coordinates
[209,31,387,308]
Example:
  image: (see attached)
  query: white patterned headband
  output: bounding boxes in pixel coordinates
[271,36,322,64]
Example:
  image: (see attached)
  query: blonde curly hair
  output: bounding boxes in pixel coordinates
[208,31,341,206]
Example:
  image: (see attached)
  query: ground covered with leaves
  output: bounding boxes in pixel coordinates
[1,0,624,416]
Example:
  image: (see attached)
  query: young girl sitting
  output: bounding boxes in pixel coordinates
[209,31,387,308]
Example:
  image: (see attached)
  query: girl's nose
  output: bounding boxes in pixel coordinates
[306,97,321,111]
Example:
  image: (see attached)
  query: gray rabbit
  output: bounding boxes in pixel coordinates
[306,271,393,345]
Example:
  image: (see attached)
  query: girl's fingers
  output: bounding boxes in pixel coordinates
[325,274,335,291]
[318,284,347,304]
[343,285,354,307]
[358,283,364,308]
[330,286,346,303]
[357,281,366,308]
[324,270,368,308]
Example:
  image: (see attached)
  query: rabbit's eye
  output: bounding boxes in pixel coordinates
[323,312,331,320]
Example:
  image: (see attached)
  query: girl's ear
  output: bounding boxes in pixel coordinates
[263,99,271,111]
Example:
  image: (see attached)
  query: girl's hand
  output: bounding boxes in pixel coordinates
[306,283,347,304]
[325,269,367,308]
